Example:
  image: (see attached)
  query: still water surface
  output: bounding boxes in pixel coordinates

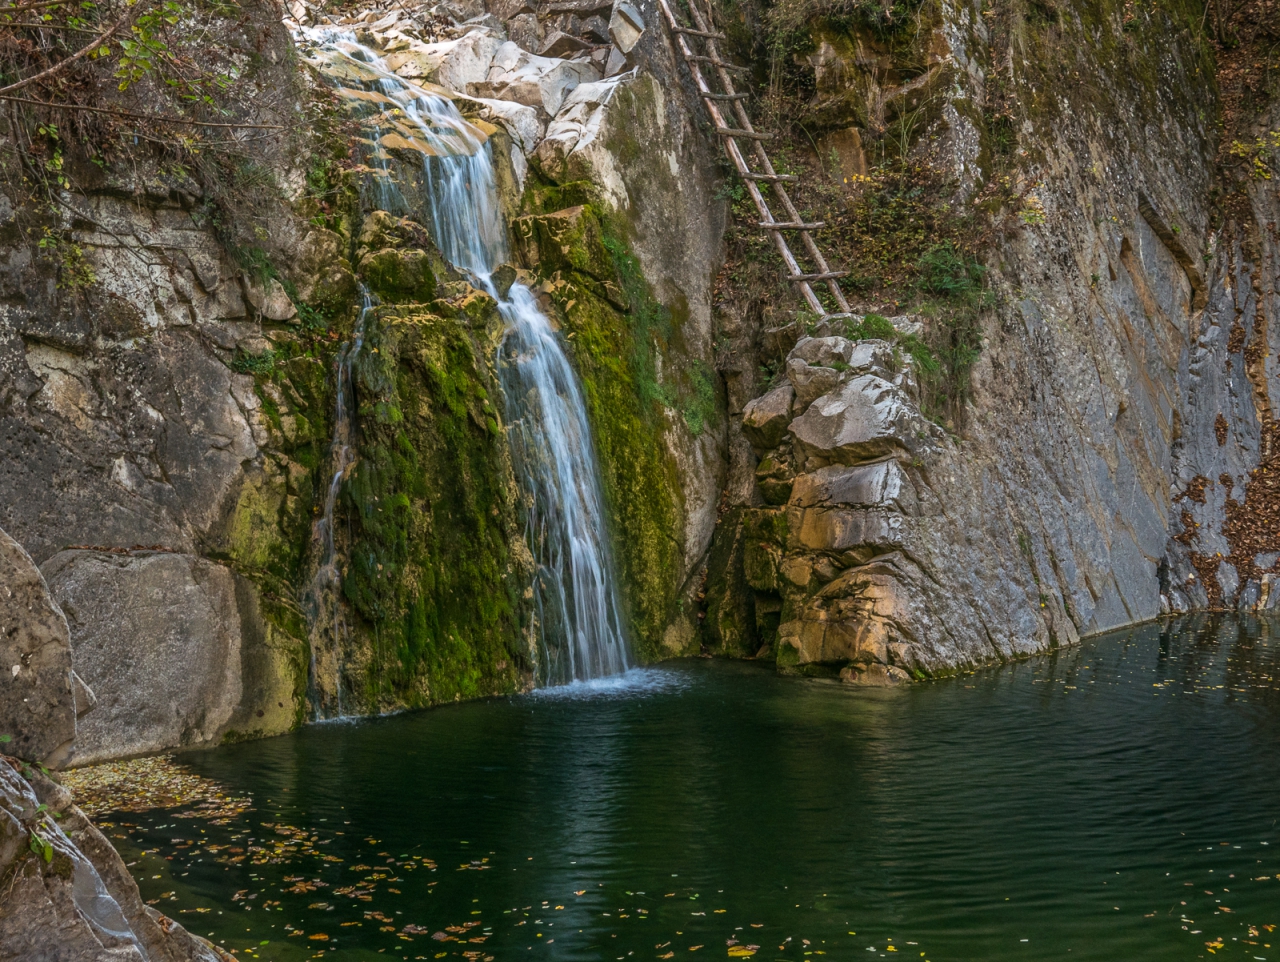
[106,615,1280,961]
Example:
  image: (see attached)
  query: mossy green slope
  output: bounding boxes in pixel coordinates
[513,190,690,661]
[343,293,530,706]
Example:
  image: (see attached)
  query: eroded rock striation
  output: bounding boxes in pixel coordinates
[707,0,1278,680]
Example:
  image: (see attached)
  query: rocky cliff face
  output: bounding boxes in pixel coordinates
[0,0,727,755]
[0,0,1274,766]
[0,528,220,959]
[700,0,1278,679]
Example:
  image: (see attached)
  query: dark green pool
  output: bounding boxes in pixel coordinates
[105,615,1280,961]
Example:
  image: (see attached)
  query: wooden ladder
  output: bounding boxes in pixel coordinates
[656,0,853,322]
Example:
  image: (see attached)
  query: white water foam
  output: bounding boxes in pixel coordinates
[524,667,691,701]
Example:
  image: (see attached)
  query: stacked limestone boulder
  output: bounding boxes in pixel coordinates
[716,333,1078,684]
[733,338,939,683]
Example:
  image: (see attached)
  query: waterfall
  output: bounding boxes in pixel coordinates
[298,29,631,686]
[306,286,373,719]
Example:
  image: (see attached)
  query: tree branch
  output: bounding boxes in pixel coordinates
[0,92,287,127]
[2,21,103,32]
[0,1,150,96]
[0,0,82,15]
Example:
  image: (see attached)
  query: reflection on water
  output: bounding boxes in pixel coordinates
[85,614,1280,961]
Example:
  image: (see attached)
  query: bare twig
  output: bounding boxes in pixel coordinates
[0,0,81,14]
[0,1,150,95]
[0,93,287,127]
[1,21,102,31]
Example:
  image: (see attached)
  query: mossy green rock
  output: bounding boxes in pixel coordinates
[512,205,626,308]
[342,298,531,707]
[359,248,437,303]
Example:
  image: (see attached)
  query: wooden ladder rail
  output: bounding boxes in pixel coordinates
[656,0,853,320]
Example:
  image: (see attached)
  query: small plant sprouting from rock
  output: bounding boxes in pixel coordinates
[35,227,96,292]
[231,349,279,376]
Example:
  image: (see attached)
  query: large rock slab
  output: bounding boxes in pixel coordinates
[384,29,502,91]
[41,551,248,765]
[471,41,599,117]
[788,461,919,514]
[533,75,635,184]
[0,528,79,765]
[608,0,644,53]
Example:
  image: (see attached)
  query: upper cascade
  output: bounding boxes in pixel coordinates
[299,26,632,686]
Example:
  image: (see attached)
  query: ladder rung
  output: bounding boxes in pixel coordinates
[715,126,773,140]
[788,271,849,282]
[741,172,798,182]
[702,92,749,101]
[686,55,747,71]
[760,221,825,230]
[673,25,726,38]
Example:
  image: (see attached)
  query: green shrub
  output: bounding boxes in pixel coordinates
[230,348,278,375]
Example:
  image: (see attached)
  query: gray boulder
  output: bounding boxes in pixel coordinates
[785,357,842,412]
[741,382,795,452]
[41,550,247,766]
[789,374,931,467]
[608,1,643,53]
[0,527,86,766]
[790,335,857,368]
[788,460,919,514]
[0,759,218,961]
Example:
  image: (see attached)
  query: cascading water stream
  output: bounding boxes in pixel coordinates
[298,28,630,686]
[306,285,373,719]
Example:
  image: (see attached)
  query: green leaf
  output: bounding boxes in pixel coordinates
[29,833,53,863]
[0,734,12,744]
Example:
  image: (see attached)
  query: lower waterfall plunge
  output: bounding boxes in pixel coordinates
[301,28,630,692]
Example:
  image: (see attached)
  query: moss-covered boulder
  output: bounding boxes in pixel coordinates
[358,248,438,303]
[512,205,624,307]
[340,296,532,707]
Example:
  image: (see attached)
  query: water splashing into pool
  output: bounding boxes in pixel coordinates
[298,28,630,687]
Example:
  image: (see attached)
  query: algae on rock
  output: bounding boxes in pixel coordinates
[512,191,698,660]
[339,286,533,707]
